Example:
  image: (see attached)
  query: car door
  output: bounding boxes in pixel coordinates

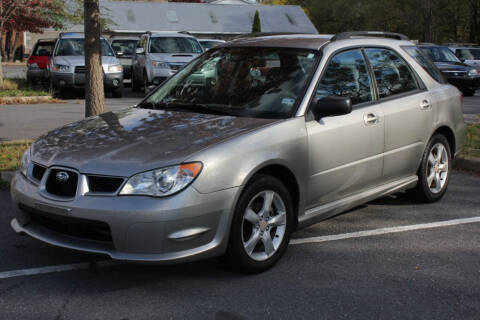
[364,47,435,182]
[306,49,384,209]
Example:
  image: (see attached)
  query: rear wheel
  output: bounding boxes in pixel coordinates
[226,174,294,273]
[412,134,452,203]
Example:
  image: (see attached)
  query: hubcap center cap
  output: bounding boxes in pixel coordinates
[259,220,268,232]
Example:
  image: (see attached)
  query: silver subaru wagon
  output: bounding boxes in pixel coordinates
[10,32,467,272]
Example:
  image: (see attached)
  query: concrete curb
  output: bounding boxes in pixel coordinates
[454,157,480,174]
[0,96,54,105]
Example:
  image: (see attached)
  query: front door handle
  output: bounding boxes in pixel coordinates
[420,99,431,110]
[364,113,379,125]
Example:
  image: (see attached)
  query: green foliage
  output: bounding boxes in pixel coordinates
[282,0,480,43]
[252,10,262,33]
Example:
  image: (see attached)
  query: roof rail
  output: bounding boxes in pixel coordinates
[233,32,313,39]
[331,31,409,41]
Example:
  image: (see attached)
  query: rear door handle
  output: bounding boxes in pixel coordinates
[420,99,431,110]
[364,113,379,125]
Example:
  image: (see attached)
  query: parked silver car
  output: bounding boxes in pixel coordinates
[49,33,123,97]
[131,32,203,93]
[109,36,139,81]
[11,32,467,272]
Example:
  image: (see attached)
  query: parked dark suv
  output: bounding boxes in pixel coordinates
[419,44,480,96]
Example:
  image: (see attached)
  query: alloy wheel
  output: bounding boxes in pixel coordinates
[241,190,287,261]
[426,142,449,194]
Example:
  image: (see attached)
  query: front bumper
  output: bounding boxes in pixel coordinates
[10,172,237,263]
[26,69,48,82]
[51,72,123,90]
[445,75,480,91]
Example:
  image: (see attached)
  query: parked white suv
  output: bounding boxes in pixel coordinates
[49,33,123,97]
[131,32,203,93]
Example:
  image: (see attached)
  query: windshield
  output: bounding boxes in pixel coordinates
[420,46,460,63]
[32,42,54,56]
[54,39,115,57]
[149,37,203,54]
[140,47,320,119]
[111,39,138,56]
[455,48,480,60]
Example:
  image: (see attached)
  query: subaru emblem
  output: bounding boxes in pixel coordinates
[55,171,70,183]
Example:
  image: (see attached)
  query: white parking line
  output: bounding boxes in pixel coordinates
[0,260,119,280]
[1,216,480,280]
[290,216,480,245]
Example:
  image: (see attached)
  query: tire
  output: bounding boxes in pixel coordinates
[131,71,141,92]
[226,174,294,273]
[412,134,452,203]
[111,85,123,98]
[462,89,476,97]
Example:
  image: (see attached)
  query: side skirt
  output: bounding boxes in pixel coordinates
[297,176,418,229]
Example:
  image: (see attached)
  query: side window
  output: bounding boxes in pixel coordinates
[403,46,447,84]
[365,48,418,99]
[315,49,374,105]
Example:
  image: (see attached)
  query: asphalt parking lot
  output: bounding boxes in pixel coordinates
[1,172,479,319]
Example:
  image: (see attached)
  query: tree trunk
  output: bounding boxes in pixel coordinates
[84,0,105,118]
[0,22,4,87]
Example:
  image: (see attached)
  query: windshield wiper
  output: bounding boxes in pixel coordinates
[161,102,236,116]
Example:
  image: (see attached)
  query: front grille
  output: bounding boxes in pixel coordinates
[169,63,185,71]
[74,66,86,73]
[87,175,124,193]
[31,163,47,181]
[20,203,112,243]
[45,169,78,198]
[443,70,467,76]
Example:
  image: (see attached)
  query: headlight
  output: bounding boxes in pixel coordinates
[19,148,31,177]
[108,64,123,73]
[468,69,478,76]
[152,61,169,69]
[120,162,202,197]
[53,64,70,72]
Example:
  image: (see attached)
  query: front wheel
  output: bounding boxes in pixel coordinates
[111,85,123,98]
[412,134,452,203]
[226,174,294,273]
[462,89,476,97]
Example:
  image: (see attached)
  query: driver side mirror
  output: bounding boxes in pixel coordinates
[310,96,352,120]
[135,47,145,55]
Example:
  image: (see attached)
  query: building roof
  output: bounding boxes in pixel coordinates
[93,1,317,35]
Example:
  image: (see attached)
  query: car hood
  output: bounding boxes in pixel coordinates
[149,53,199,64]
[31,108,278,177]
[53,55,120,67]
[434,61,471,71]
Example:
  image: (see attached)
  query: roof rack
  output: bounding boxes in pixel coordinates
[331,31,409,41]
[233,32,313,39]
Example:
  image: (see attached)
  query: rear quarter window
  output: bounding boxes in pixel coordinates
[403,46,447,84]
